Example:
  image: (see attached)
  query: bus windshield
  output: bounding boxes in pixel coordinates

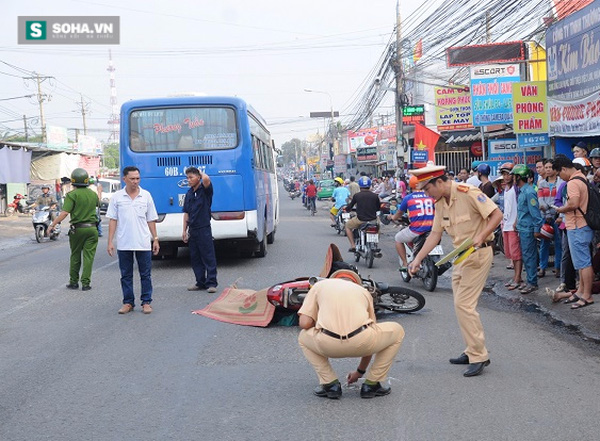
[129,106,238,152]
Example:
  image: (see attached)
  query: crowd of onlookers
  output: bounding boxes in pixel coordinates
[284,141,599,310]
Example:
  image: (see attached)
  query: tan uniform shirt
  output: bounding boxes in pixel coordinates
[432,181,498,248]
[298,278,375,335]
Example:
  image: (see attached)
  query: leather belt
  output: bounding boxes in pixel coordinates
[73,222,96,228]
[321,324,369,340]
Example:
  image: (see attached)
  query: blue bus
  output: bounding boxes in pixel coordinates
[119,96,279,258]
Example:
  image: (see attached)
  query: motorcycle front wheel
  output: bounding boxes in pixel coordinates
[421,258,438,292]
[35,225,45,243]
[379,286,425,313]
[6,206,15,216]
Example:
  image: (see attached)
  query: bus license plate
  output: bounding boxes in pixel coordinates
[342,213,350,220]
[366,233,378,243]
[430,245,444,255]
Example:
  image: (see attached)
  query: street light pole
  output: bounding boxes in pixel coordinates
[304,88,335,163]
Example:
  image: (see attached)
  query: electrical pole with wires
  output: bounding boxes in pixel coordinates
[394,0,405,173]
[76,93,90,138]
[23,72,53,144]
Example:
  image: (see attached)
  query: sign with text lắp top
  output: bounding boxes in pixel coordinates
[434,86,473,131]
[470,63,521,126]
[512,81,549,133]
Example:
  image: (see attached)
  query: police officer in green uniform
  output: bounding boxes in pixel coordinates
[48,168,99,291]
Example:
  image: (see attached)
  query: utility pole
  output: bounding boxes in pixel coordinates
[23,72,53,143]
[76,94,90,136]
[23,115,28,141]
[394,0,404,172]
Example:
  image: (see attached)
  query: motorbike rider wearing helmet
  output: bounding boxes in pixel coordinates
[466,160,482,187]
[387,175,435,271]
[33,185,56,207]
[345,176,380,252]
[589,147,600,173]
[477,163,495,199]
[511,164,544,294]
[48,168,100,291]
[329,177,350,226]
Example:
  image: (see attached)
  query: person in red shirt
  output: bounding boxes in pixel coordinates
[306,180,317,212]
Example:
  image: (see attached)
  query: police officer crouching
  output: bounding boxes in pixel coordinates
[298,276,405,399]
[408,164,502,377]
[49,168,99,291]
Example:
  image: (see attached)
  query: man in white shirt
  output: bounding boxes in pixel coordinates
[106,166,160,314]
[500,163,523,290]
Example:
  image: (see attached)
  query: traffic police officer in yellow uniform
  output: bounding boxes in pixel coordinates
[298,276,405,398]
[408,164,502,377]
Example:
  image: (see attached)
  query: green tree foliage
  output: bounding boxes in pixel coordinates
[102,143,119,169]
[280,138,303,166]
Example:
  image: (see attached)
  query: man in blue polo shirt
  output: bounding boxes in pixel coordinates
[106,166,160,314]
[183,167,218,293]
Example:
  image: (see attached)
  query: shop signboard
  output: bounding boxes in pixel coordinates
[517,133,550,148]
[402,105,425,125]
[46,125,70,150]
[547,0,600,135]
[346,127,378,153]
[356,146,377,162]
[434,86,473,131]
[470,64,521,126]
[512,81,549,133]
[487,139,542,176]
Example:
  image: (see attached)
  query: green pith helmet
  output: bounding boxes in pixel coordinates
[71,168,90,187]
[510,164,531,179]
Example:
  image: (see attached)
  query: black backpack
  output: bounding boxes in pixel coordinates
[572,176,600,230]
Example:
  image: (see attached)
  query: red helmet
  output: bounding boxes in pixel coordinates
[499,162,514,173]
[540,224,554,240]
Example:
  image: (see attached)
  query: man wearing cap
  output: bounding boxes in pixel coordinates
[572,141,589,159]
[408,164,502,377]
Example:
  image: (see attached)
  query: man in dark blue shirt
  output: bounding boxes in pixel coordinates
[183,167,218,293]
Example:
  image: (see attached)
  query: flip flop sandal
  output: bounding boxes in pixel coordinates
[571,299,594,309]
[506,282,522,291]
[563,294,581,304]
[505,280,515,287]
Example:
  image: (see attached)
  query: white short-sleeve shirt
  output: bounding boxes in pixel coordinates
[106,187,158,251]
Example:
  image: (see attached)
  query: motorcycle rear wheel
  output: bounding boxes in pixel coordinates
[366,249,374,268]
[6,206,15,216]
[35,225,45,243]
[379,286,425,313]
[421,259,438,292]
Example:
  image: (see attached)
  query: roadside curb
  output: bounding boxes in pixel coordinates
[487,276,600,344]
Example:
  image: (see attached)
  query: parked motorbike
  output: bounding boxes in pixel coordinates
[32,205,61,242]
[381,213,449,292]
[266,265,425,315]
[351,219,381,268]
[5,194,34,216]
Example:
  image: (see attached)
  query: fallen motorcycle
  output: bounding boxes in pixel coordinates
[266,244,425,314]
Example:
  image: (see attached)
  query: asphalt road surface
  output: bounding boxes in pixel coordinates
[1,187,599,441]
